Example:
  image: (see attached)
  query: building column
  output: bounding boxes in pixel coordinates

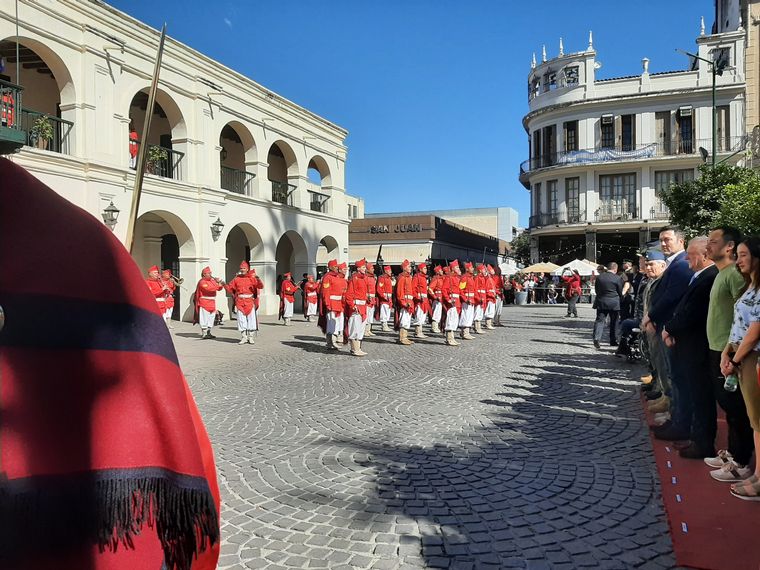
[639,227,651,251]
[585,229,597,262]
[247,160,268,199]
[530,235,540,264]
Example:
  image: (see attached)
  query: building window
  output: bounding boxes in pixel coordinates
[533,182,542,214]
[563,66,579,87]
[717,105,730,151]
[353,205,358,218]
[548,180,558,215]
[621,114,635,151]
[542,125,557,165]
[564,120,578,152]
[566,177,580,222]
[655,111,672,155]
[599,173,637,218]
[543,71,557,92]
[676,107,693,154]
[600,115,614,149]
[654,170,693,217]
[529,77,540,100]
[347,204,352,218]
[532,129,542,167]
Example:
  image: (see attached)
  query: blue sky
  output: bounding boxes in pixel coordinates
[109,0,714,226]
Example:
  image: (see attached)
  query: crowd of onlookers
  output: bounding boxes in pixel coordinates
[591,226,760,502]
[505,272,595,306]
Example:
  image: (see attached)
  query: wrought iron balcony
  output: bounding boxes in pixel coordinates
[529,210,587,229]
[221,165,255,194]
[649,203,671,221]
[133,141,185,180]
[0,79,26,154]
[308,190,329,213]
[20,108,73,155]
[595,202,639,223]
[271,180,296,206]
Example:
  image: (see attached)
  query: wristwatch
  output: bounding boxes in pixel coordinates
[730,358,742,368]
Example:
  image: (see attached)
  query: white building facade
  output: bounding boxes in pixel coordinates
[521,26,747,264]
[0,0,358,318]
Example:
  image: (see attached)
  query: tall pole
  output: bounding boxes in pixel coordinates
[15,0,19,86]
[125,24,167,254]
[712,65,717,168]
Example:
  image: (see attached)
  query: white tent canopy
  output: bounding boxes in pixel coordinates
[499,261,520,275]
[552,259,599,276]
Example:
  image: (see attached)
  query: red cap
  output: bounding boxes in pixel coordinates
[476,263,485,272]
[240,261,250,270]
[434,265,443,273]
[202,266,211,274]
[383,265,392,272]
[464,262,473,270]
[367,262,375,271]
[443,266,451,274]
[487,264,494,273]
[148,265,159,273]
[328,259,338,269]
[284,272,291,278]
[355,258,367,268]
[339,262,347,270]
[418,262,427,269]
[161,268,171,275]
[449,260,460,270]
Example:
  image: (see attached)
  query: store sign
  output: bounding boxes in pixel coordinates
[370,225,390,234]
[369,223,423,234]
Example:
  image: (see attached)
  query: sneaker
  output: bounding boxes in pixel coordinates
[704,449,734,469]
[653,412,670,426]
[710,460,752,482]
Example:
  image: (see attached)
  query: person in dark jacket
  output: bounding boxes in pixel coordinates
[660,236,719,453]
[593,262,624,348]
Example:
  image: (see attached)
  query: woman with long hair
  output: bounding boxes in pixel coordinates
[721,237,760,500]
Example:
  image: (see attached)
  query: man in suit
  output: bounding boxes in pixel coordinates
[660,236,719,454]
[642,226,693,441]
[592,262,623,348]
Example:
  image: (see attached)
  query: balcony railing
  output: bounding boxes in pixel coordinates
[0,79,25,154]
[309,191,329,213]
[529,210,587,229]
[20,108,73,155]
[649,203,671,221]
[595,202,639,223]
[133,141,184,180]
[520,136,747,174]
[271,180,296,206]
[221,165,255,194]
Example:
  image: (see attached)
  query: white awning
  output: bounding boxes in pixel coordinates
[348,242,433,264]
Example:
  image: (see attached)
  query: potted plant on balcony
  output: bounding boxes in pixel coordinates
[30,116,54,150]
[146,145,169,175]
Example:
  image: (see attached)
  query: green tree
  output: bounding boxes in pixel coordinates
[661,164,760,237]
[510,232,531,264]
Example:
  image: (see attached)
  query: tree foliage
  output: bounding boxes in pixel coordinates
[661,164,760,237]
[510,232,531,264]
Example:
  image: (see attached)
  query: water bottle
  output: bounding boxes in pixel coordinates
[724,373,739,392]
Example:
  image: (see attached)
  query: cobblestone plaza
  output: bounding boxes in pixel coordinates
[176,306,675,569]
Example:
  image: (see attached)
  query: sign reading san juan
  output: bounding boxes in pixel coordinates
[370,224,422,234]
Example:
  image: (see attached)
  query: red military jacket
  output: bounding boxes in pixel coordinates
[460,273,477,306]
[303,280,320,305]
[376,274,393,305]
[493,274,504,298]
[442,274,463,313]
[412,272,430,313]
[164,279,176,309]
[146,278,167,311]
[485,274,497,303]
[395,272,414,310]
[429,274,444,302]
[321,271,347,313]
[475,274,488,308]
[280,279,297,302]
[366,275,377,308]
[225,273,263,315]
[195,278,223,312]
[345,272,370,319]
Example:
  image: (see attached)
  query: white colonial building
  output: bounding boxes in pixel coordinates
[0,0,361,318]
[521,24,747,264]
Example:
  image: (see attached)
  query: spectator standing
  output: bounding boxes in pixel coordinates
[562,268,582,317]
[592,262,623,349]
[704,227,754,481]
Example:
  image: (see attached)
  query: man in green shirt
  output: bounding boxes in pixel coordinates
[704,226,754,481]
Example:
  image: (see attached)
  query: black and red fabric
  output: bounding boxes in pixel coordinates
[0,158,220,569]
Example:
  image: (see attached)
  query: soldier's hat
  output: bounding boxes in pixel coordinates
[355,258,367,268]
[328,259,338,269]
[148,265,159,273]
[449,260,459,270]
[239,261,249,270]
[383,265,392,272]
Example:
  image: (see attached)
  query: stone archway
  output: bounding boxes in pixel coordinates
[219,121,257,195]
[275,230,309,313]
[316,235,340,276]
[224,222,264,316]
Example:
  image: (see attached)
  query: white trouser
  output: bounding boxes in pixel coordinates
[399,308,412,330]
[379,303,391,323]
[282,299,294,318]
[413,305,427,326]
[444,307,459,331]
[237,308,258,331]
[306,301,318,316]
[163,307,172,322]
[199,308,215,329]
[474,305,484,322]
[432,300,443,322]
[129,155,137,169]
[327,311,344,335]
[366,308,374,325]
[460,304,474,328]
[485,301,495,319]
[495,299,503,319]
[347,313,366,340]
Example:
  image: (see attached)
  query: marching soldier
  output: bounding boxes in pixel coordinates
[376,265,394,332]
[395,259,415,345]
[279,272,297,326]
[484,264,497,330]
[364,262,377,336]
[429,265,444,334]
[303,274,320,322]
[194,266,224,339]
[319,259,347,349]
[441,260,462,346]
[459,262,476,340]
[345,258,370,356]
[146,265,168,317]
[225,261,263,344]
[473,264,487,334]
[412,262,430,339]
[161,268,176,328]
[490,265,505,326]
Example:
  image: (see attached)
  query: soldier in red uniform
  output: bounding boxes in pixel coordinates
[376,265,394,332]
[161,268,176,328]
[146,265,168,316]
[345,258,370,356]
[441,260,462,346]
[484,264,497,330]
[395,259,415,346]
[491,265,505,326]
[225,261,263,344]
[303,274,320,322]
[472,264,487,334]
[279,272,298,326]
[429,265,445,334]
[364,262,377,336]
[412,262,430,339]
[459,262,476,340]
[194,266,224,339]
[319,259,347,350]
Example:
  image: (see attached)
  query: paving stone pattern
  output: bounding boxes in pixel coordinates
[174,305,676,569]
